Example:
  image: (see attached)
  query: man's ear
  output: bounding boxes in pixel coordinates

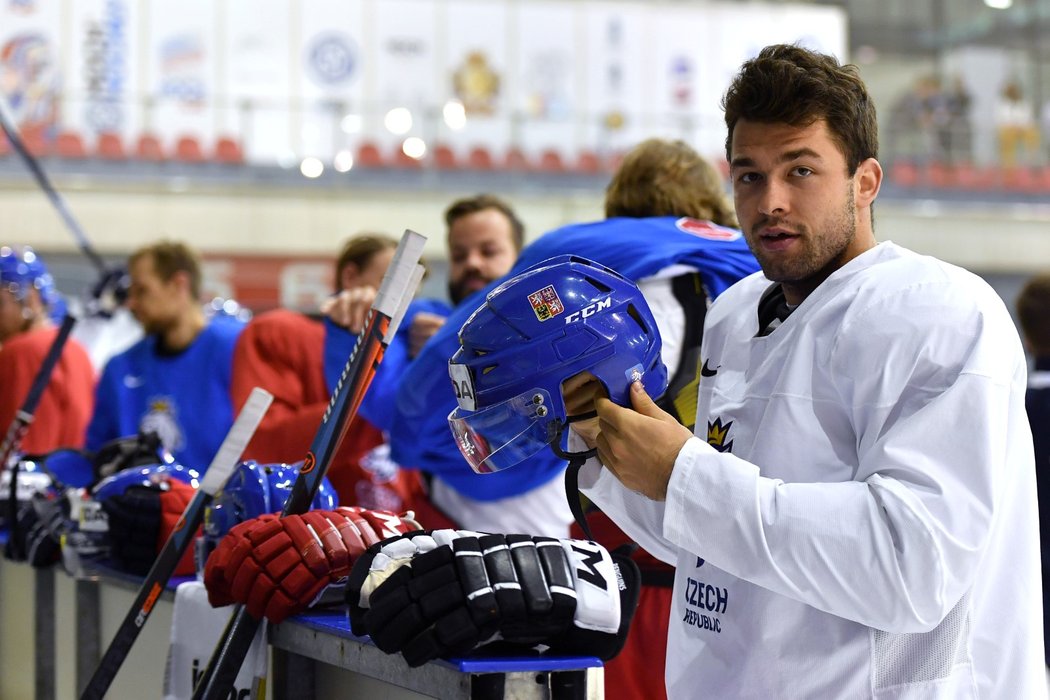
[855,157,882,208]
[339,262,361,291]
[14,287,44,322]
[170,270,192,297]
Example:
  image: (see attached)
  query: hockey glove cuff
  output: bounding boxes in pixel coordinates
[203,507,421,623]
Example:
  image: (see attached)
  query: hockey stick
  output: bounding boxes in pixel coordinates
[0,96,108,277]
[79,387,274,700]
[191,230,427,700]
[2,313,78,554]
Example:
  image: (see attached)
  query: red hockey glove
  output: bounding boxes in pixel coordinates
[204,507,420,623]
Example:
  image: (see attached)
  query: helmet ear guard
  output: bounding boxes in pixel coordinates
[447,255,667,474]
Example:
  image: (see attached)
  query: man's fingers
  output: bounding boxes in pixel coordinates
[627,380,662,415]
[324,287,376,331]
[408,313,446,356]
[562,372,597,395]
[594,396,630,427]
[565,381,604,416]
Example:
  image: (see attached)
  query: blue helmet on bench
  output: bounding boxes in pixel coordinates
[196,460,339,574]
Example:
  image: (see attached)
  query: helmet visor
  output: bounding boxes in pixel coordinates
[448,388,556,474]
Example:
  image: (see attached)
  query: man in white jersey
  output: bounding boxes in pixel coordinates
[564,44,1045,698]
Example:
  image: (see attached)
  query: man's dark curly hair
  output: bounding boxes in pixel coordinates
[723,43,878,175]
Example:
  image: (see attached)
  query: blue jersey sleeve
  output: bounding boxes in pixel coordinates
[86,360,122,451]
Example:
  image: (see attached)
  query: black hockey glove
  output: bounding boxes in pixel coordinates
[91,431,165,482]
[346,529,640,667]
[4,493,67,567]
[100,484,163,575]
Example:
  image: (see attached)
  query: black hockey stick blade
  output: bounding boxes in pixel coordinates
[79,387,274,700]
[0,313,77,471]
[191,230,426,700]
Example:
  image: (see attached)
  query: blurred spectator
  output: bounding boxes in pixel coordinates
[995,80,1039,168]
[939,76,973,165]
[86,240,245,472]
[0,246,94,454]
[230,233,438,510]
[443,194,524,306]
[886,75,941,165]
[1015,272,1050,666]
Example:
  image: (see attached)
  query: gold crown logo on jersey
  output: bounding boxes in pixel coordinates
[707,417,734,453]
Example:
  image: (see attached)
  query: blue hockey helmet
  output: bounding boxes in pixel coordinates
[91,460,200,502]
[0,246,63,320]
[447,255,667,474]
[196,460,339,574]
[37,449,95,490]
[60,460,200,561]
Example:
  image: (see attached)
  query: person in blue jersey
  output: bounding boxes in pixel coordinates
[322,194,524,437]
[389,138,758,700]
[86,240,244,473]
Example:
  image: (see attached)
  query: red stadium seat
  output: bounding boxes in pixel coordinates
[537,149,566,173]
[96,131,126,160]
[392,144,423,169]
[214,136,244,164]
[1001,166,1039,193]
[889,161,918,187]
[20,125,49,157]
[433,143,458,169]
[953,163,995,190]
[504,147,530,171]
[576,150,602,174]
[55,131,87,159]
[467,146,494,170]
[923,161,953,188]
[136,133,166,161]
[174,136,205,163]
[356,141,384,168]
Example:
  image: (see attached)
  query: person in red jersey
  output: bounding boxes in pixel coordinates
[0,245,94,455]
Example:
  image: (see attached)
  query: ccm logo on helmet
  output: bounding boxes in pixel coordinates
[565,296,612,324]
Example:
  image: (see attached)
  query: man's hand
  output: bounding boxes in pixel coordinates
[594,381,693,501]
[320,287,378,333]
[561,372,605,448]
[408,312,447,358]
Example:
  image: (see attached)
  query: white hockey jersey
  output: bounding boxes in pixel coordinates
[580,242,1045,698]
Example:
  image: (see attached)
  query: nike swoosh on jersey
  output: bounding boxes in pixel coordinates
[123,374,145,388]
[700,359,719,377]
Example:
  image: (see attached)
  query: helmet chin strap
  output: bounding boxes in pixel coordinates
[549,414,598,541]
